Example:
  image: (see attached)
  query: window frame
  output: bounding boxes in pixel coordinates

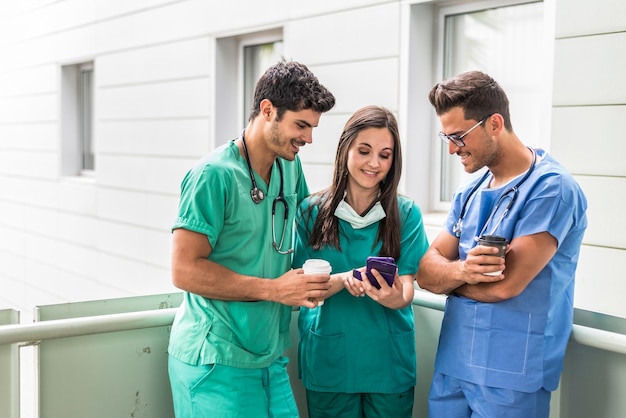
[429,0,552,212]
[60,60,96,179]
[213,28,283,148]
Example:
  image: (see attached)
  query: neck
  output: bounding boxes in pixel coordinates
[489,144,534,188]
[240,126,275,183]
[344,186,379,216]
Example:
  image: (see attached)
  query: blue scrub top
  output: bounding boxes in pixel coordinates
[168,140,309,368]
[437,149,588,392]
[293,195,429,393]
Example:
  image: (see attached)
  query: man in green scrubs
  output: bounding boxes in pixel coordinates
[167,60,335,417]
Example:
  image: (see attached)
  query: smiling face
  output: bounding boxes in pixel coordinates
[440,107,500,173]
[264,106,321,161]
[346,127,394,195]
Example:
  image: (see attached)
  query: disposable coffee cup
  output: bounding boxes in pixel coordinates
[302,259,332,306]
[477,235,507,276]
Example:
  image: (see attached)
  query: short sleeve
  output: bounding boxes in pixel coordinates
[173,163,232,247]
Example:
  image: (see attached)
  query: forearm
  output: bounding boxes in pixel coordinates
[172,258,274,302]
[415,251,467,295]
[454,282,509,302]
[398,275,416,309]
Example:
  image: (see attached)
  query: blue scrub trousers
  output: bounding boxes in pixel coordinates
[168,355,299,418]
[428,372,551,418]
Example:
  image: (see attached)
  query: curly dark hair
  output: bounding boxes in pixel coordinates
[248,60,336,121]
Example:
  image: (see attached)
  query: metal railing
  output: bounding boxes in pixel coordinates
[1,291,625,418]
[0,292,625,354]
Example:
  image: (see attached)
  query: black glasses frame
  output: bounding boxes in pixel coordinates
[438,113,493,147]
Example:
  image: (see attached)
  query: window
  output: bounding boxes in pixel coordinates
[403,1,550,212]
[242,41,284,126]
[214,29,283,147]
[79,63,94,172]
[61,62,95,177]
[434,1,547,208]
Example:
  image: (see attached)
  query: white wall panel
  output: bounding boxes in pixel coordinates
[0,1,210,70]
[98,119,210,158]
[575,245,626,318]
[21,259,116,308]
[298,112,348,165]
[0,223,26,254]
[96,154,192,194]
[96,221,171,267]
[93,1,210,55]
[551,106,626,177]
[0,94,56,123]
[0,202,25,232]
[301,163,334,194]
[0,150,57,179]
[95,253,174,295]
[576,175,626,249]
[0,178,58,209]
[286,2,400,65]
[0,123,58,151]
[21,205,60,238]
[97,37,211,87]
[0,0,97,45]
[57,180,97,214]
[97,78,210,120]
[0,65,57,97]
[28,234,98,277]
[97,188,178,230]
[555,0,626,38]
[0,25,98,71]
[553,33,626,106]
[309,59,399,114]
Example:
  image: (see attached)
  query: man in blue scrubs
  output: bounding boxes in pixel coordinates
[167,60,335,417]
[416,71,588,418]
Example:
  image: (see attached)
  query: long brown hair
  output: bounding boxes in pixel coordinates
[306,105,403,260]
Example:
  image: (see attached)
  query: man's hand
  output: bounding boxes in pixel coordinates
[272,268,331,308]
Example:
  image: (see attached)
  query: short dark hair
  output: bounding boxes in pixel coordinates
[428,70,513,131]
[249,60,336,121]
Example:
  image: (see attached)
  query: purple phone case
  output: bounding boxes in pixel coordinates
[353,256,397,289]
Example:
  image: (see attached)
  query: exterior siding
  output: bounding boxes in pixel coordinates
[551,0,626,317]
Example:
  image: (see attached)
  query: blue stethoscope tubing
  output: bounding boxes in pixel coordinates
[452,147,537,239]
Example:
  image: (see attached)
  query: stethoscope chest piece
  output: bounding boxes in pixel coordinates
[251,187,264,204]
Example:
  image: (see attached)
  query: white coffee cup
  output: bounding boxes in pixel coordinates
[302,259,332,306]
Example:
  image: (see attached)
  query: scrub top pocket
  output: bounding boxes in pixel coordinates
[300,328,347,390]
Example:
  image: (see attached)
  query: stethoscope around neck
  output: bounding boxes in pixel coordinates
[239,131,293,255]
[452,147,537,240]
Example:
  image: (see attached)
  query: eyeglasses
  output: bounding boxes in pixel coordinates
[437,113,493,147]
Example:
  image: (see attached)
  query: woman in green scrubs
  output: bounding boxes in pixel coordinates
[293,105,429,418]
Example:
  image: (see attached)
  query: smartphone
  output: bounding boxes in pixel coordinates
[352,256,397,289]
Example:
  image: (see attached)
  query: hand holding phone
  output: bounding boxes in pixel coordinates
[352,256,397,289]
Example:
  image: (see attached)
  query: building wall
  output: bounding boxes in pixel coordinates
[550,0,626,317]
[0,0,624,323]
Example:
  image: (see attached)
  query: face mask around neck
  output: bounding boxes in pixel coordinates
[334,199,386,229]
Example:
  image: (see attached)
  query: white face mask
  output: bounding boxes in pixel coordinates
[334,199,386,229]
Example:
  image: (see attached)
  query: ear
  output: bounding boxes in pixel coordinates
[259,99,274,121]
[487,113,505,136]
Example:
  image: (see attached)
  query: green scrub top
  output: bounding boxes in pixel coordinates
[293,195,429,393]
[168,140,309,369]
